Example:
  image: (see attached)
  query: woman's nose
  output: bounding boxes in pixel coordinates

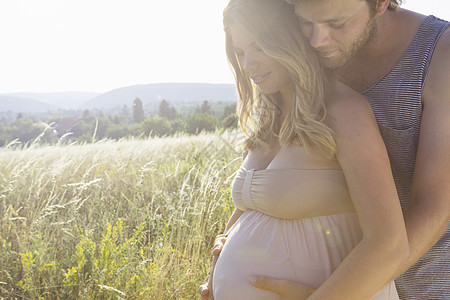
[243,54,258,72]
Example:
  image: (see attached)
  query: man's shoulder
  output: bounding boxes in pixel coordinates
[396,11,450,79]
[423,22,450,105]
[388,9,426,35]
[434,24,450,53]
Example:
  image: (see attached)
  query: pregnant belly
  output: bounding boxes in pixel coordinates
[212,210,361,300]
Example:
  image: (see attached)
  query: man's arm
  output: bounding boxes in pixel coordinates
[391,26,450,279]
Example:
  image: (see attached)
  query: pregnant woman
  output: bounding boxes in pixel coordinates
[209,0,409,299]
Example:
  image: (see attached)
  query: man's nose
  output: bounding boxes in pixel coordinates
[309,25,330,49]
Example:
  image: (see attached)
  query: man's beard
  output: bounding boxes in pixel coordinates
[321,16,377,69]
[348,16,377,61]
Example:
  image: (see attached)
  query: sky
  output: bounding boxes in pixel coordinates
[0,0,448,94]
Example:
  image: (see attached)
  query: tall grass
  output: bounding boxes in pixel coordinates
[0,131,243,299]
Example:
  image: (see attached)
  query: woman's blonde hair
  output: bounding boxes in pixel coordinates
[223,0,336,158]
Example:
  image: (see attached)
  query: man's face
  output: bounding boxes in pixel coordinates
[294,0,377,68]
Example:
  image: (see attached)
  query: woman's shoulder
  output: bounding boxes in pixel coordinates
[327,82,372,116]
[325,84,387,166]
[325,82,376,133]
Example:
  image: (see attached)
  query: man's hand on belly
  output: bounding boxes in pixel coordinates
[248,275,315,300]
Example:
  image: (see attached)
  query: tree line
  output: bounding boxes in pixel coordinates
[0,98,238,147]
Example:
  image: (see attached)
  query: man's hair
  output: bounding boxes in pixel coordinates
[369,0,402,12]
[286,0,402,12]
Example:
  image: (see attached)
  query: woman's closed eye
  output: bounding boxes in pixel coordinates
[235,47,264,58]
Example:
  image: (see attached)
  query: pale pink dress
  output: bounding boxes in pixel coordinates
[213,167,399,299]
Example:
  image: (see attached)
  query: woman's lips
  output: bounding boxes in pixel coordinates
[251,72,270,84]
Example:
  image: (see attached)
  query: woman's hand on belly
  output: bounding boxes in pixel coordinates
[248,275,315,300]
[199,261,216,300]
[199,236,227,300]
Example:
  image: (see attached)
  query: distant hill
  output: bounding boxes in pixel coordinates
[4,92,99,110]
[81,83,237,110]
[0,96,56,113]
[0,83,237,113]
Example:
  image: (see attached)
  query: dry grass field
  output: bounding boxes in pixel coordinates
[0,131,243,299]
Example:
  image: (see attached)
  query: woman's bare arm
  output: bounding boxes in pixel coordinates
[305,86,409,299]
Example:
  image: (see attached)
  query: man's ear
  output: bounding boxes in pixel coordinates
[375,0,390,16]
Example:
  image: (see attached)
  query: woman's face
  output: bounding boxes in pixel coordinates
[229,23,292,96]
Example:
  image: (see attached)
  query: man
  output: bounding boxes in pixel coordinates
[200,0,450,298]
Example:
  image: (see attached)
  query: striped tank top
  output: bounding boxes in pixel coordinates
[362,15,450,300]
